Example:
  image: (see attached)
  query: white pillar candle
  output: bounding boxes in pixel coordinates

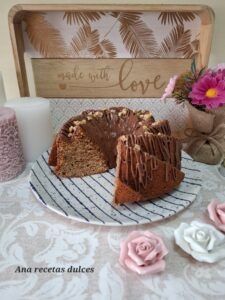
[0,71,6,105]
[5,97,53,162]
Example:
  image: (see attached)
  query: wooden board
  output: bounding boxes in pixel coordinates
[32,58,192,98]
[8,4,214,98]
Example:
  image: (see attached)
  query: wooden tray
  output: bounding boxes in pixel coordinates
[9,4,214,98]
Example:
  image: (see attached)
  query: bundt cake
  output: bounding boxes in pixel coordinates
[48,107,184,204]
[48,107,171,177]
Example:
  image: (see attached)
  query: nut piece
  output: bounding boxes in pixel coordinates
[73,120,80,125]
[93,111,103,118]
[143,113,152,121]
[118,108,128,117]
[142,125,148,131]
[73,119,87,126]
[120,135,127,142]
[68,133,73,138]
[134,144,141,151]
[87,116,93,121]
[69,126,74,132]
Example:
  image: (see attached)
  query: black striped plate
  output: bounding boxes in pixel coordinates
[30,150,202,226]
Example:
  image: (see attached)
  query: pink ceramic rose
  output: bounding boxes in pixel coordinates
[208,200,225,233]
[119,230,168,275]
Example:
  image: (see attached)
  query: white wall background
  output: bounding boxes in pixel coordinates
[0,0,224,99]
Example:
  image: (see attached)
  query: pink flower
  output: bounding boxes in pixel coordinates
[119,230,168,275]
[161,75,178,101]
[189,73,225,109]
[208,200,225,233]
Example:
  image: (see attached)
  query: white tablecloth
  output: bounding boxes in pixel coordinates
[0,162,225,300]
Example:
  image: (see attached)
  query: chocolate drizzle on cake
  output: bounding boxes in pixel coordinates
[48,107,184,204]
[124,132,181,170]
[117,133,182,193]
[57,107,156,168]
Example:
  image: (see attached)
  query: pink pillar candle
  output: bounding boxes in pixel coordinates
[0,107,25,182]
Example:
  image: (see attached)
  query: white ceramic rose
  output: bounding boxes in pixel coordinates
[174,221,225,263]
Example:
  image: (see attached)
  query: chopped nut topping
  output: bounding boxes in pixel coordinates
[110,109,116,113]
[118,108,128,117]
[134,144,141,151]
[68,133,73,138]
[142,125,148,131]
[93,111,103,118]
[73,120,80,125]
[143,113,152,121]
[73,119,86,126]
[139,114,144,118]
[69,126,74,132]
[138,122,143,126]
[120,135,127,142]
[87,116,93,121]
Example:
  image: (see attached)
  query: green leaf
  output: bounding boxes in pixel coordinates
[191,59,196,74]
[198,67,206,77]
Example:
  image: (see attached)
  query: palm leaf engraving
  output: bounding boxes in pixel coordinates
[158,12,196,26]
[191,39,200,52]
[119,19,158,58]
[23,13,68,57]
[70,25,99,56]
[24,13,68,57]
[110,12,157,58]
[158,25,198,58]
[183,38,200,59]
[70,25,117,58]
[63,12,105,25]
[111,12,142,24]
[90,39,117,58]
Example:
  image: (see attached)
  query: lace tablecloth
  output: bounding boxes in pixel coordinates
[0,162,225,300]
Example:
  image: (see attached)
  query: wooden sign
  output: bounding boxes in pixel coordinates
[9,4,214,97]
[32,58,192,98]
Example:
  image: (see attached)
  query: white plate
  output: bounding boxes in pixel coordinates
[30,150,202,226]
